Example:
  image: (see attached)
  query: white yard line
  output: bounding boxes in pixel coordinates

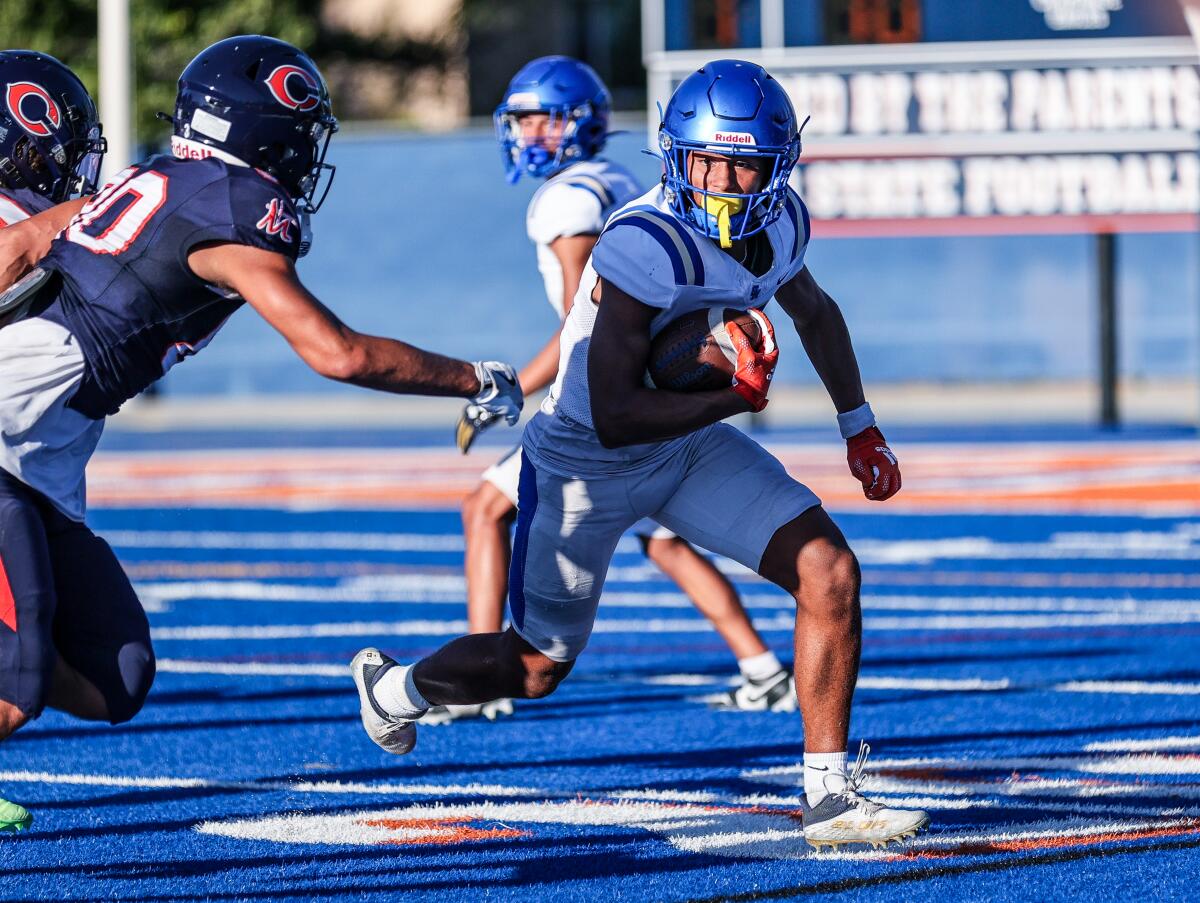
[0,769,541,797]
[1058,680,1200,696]
[146,608,1200,640]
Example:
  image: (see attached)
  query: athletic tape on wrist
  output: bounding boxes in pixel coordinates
[837,402,876,440]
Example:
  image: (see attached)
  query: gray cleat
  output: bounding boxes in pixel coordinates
[350,647,420,755]
[802,742,930,851]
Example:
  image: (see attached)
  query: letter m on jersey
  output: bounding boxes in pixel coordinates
[257,199,296,243]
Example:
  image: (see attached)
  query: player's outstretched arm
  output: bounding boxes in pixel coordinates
[775,266,901,501]
[188,242,522,411]
[0,198,87,291]
[589,278,747,448]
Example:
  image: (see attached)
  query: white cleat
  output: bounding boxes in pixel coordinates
[350,648,419,755]
[802,742,930,851]
[421,698,515,726]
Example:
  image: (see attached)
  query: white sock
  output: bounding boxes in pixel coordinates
[804,751,848,806]
[373,664,430,720]
[737,650,783,682]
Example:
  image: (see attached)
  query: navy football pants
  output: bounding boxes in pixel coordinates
[0,468,154,724]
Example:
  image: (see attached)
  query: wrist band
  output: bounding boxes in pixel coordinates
[837,401,875,439]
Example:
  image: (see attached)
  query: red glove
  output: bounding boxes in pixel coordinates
[846,426,901,501]
[728,309,778,413]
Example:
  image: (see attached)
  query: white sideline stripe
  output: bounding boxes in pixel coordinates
[753,753,1200,777]
[749,771,1200,801]
[865,611,1200,630]
[157,659,347,677]
[853,535,1200,564]
[105,530,466,552]
[0,770,540,797]
[135,580,1200,617]
[856,676,1011,691]
[155,660,1005,694]
[1058,680,1200,696]
[148,609,1200,640]
[107,529,1200,563]
[1086,736,1200,752]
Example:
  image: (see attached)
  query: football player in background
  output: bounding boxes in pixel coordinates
[0,36,522,831]
[354,59,929,851]
[0,48,105,833]
[438,56,794,725]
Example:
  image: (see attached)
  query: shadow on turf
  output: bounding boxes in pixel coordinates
[146,686,352,707]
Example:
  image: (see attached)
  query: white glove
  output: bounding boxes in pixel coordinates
[457,361,523,453]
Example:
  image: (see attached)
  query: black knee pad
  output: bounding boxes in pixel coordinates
[104,641,156,724]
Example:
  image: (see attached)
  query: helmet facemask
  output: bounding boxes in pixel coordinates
[292,116,337,214]
[660,130,801,248]
[495,101,602,184]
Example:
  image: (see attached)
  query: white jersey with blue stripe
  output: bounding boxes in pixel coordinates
[542,184,811,431]
[525,159,642,319]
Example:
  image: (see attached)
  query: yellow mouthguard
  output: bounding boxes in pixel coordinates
[704,195,744,248]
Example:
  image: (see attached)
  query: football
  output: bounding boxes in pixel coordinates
[647,307,767,391]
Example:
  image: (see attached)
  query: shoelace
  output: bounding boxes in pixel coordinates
[829,741,883,816]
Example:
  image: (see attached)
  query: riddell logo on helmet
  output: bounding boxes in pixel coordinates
[713,132,755,145]
[6,81,61,138]
[263,65,320,112]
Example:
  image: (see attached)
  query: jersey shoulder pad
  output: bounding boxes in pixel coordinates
[591,205,706,308]
[183,164,302,260]
[779,187,812,275]
[527,177,607,245]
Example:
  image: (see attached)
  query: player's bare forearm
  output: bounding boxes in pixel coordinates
[189,242,483,397]
[775,267,867,414]
[589,278,747,448]
[337,332,480,397]
[0,199,86,290]
[517,328,562,395]
[592,382,746,448]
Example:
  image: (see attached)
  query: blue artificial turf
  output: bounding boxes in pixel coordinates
[1,446,1198,901]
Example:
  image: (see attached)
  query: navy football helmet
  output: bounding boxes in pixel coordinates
[494,56,610,184]
[659,59,802,246]
[172,35,338,212]
[0,50,105,202]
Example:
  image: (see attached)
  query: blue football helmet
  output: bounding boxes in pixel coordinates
[494,56,610,184]
[0,50,105,202]
[659,59,802,245]
[173,35,338,213]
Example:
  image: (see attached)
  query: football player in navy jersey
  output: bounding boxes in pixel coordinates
[0,35,522,832]
[0,48,106,833]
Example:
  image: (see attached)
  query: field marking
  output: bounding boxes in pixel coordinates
[147,608,1200,641]
[1057,680,1200,696]
[192,799,1200,862]
[135,579,1200,618]
[856,676,1011,691]
[157,659,348,677]
[153,659,1200,703]
[0,769,541,798]
[106,527,1200,564]
[1085,736,1200,752]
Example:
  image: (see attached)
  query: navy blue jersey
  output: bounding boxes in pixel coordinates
[0,187,55,226]
[36,154,302,418]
